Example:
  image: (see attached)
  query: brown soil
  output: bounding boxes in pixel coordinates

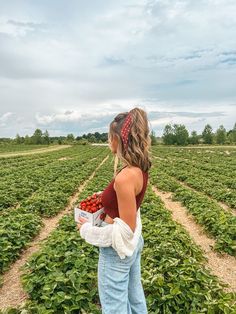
[153,156,236,216]
[177,180,236,217]
[0,155,109,310]
[152,185,236,293]
[58,156,73,161]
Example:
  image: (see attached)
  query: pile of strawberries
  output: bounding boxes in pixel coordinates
[79,192,103,213]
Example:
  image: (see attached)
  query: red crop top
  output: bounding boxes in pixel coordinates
[101,166,149,219]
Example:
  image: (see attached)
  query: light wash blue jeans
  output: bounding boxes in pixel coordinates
[98,221,148,314]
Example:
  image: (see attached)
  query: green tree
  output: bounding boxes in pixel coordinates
[32,129,43,144]
[232,122,236,143]
[67,133,75,142]
[173,124,189,146]
[15,133,22,144]
[189,130,199,145]
[216,125,227,144]
[43,130,50,145]
[94,132,101,141]
[88,135,96,143]
[202,124,213,144]
[24,135,32,145]
[150,130,157,145]
[162,124,175,145]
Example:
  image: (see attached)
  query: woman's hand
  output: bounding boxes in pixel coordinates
[77,217,89,230]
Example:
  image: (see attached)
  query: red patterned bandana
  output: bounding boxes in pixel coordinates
[120,112,132,150]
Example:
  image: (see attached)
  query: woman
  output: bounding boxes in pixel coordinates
[77,107,152,313]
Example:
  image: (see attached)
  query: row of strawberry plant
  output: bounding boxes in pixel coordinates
[151,146,236,166]
[152,152,235,189]
[11,154,115,313]
[151,146,236,172]
[0,145,93,177]
[141,187,235,313]
[3,158,235,313]
[0,145,96,181]
[150,164,236,256]
[0,147,101,211]
[153,156,236,209]
[0,147,109,282]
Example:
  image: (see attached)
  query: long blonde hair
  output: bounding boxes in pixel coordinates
[109,107,152,178]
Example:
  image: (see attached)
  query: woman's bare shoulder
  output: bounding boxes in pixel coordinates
[117,166,141,177]
[114,166,142,191]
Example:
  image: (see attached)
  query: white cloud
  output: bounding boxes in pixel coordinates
[35,110,83,125]
[0,0,235,138]
[0,112,15,126]
[0,111,13,120]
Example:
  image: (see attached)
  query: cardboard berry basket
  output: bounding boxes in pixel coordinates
[74,190,106,226]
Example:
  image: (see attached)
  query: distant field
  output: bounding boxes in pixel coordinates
[0,144,72,157]
[0,144,49,153]
[0,144,235,313]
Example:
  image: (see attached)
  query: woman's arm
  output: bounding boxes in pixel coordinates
[79,222,113,247]
[114,171,137,232]
[79,214,142,259]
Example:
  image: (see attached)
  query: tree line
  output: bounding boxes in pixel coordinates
[0,129,109,145]
[0,122,235,146]
[160,122,236,146]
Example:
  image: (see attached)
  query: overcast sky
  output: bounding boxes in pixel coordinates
[0,0,235,138]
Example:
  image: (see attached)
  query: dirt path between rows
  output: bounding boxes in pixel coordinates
[0,145,72,158]
[153,156,236,216]
[0,155,109,311]
[152,186,236,293]
[176,180,236,217]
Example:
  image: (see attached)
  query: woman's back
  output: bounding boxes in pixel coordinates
[101,166,149,219]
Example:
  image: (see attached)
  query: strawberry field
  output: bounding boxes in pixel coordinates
[151,146,236,256]
[0,145,49,154]
[0,145,235,313]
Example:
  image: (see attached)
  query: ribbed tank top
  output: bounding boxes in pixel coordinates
[101,166,149,219]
